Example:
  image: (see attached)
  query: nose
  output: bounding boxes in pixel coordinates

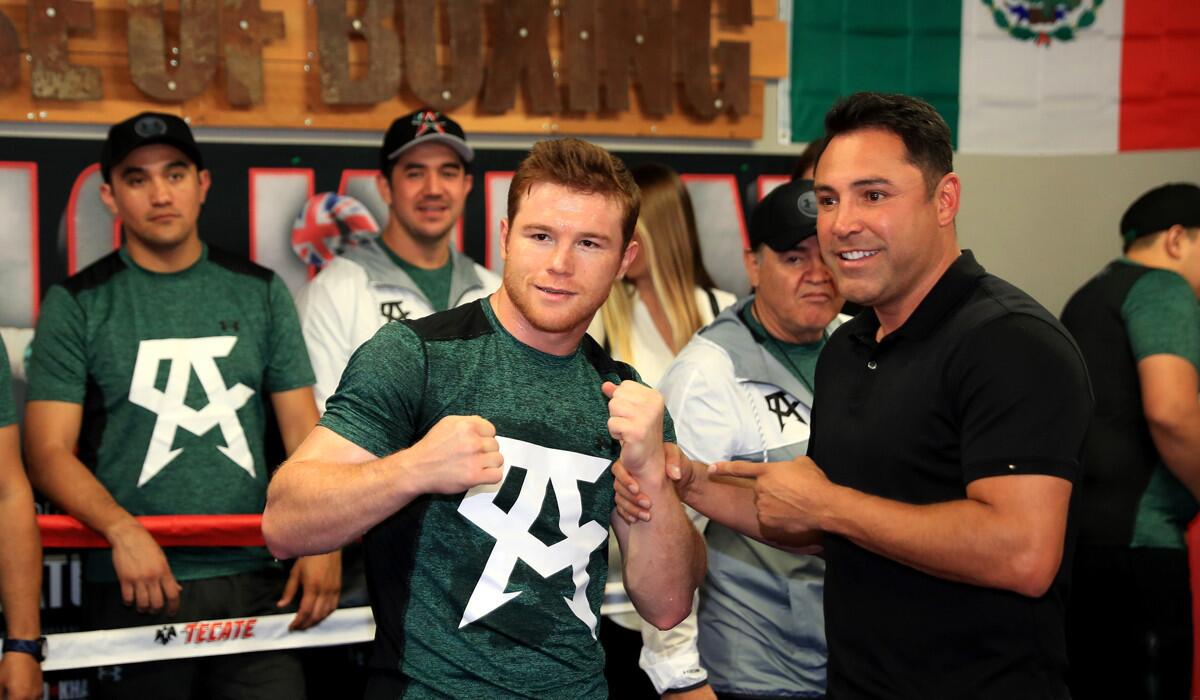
[805,256,834,285]
[548,240,574,276]
[826,198,860,239]
[149,176,172,205]
[424,171,448,197]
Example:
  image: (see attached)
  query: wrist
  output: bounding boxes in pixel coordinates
[101,515,145,546]
[387,448,427,499]
[2,637,46,663]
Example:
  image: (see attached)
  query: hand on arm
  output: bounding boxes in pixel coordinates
[604,381,705,630]
[25,401,181,614]
[1138,354,1200,499]
[0,425,42,700]
[263,416,503,559]
[733,456,1072,597]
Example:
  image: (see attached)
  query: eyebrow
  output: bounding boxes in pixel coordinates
[402,161,462,171]
[116,160,191,178]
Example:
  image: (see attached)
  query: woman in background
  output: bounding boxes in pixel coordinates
[596,163,735,699]
[594,164,736,386]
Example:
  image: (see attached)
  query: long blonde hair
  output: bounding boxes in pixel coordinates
[601,164,714,363]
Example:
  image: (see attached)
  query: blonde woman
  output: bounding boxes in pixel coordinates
[596,164,734,699]
[592,164,736,387]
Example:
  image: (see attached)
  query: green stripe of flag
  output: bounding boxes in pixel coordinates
[789,0,963,147]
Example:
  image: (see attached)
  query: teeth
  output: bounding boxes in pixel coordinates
[840,250,877,261]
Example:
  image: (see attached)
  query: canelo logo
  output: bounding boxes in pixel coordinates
[182,617,259,644]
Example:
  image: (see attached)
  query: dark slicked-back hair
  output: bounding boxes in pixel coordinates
[817,92,954,197]
[507,138,641,247]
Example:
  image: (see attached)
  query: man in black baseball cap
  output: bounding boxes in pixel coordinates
[100,111,204,183]
[1061,181,1200,699]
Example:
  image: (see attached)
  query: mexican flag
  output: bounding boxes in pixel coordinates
[789,0,1200,154]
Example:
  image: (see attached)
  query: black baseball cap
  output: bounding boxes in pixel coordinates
[1121,183,1200,244]
[380,109,473,175]
[749,179,819,251]
[101,112,204,183]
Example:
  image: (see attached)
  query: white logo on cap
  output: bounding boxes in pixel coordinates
[797,191,818,218]
[134,116,168,138]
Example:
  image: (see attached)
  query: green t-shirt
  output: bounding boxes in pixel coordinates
[0,335,15,428]
[380,240,454,312]
[1120,263,1200,549]
[27,245,315,581]
[321,299,673,699]
[741,301,822,392]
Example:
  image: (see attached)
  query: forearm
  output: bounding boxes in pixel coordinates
[819,484,1061,597]
[618,469,706,630]
[0,486,41,638]
[1148,405,1200,499]
[263,452,423,558]
[27,446,139,540]
[684,458,819,550]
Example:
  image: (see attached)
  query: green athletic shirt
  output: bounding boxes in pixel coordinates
[0,335,14,427]
[27,245,315,582]
[741,301,821,392]
[320,299,674,699]
[1122,264,1200,549]
[380,240,453,312]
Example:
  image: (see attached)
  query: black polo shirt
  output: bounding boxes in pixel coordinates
[809,251,1092,700]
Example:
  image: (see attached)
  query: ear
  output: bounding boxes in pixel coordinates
[935,172,961,227]
[197,169,212,204]
[463,172,474,196]
[743,247,761,289]
[1163,224,1191,255]
[499,218,510,262]
[375,172,393,205]
[617,238,639,280]
[99,182,119,218]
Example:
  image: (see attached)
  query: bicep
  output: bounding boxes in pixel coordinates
[0,424,29,494]
[287,425,379,467]
[23,400,82,453]
[1138,354,1199,425]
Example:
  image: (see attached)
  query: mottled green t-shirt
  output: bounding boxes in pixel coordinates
[27,246,315,581]
[0,335,15,428]
[741,300,822,392]
[380,240,453,312]
[1120,264,1200,549]
[321,299,673,699]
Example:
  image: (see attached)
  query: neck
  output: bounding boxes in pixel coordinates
[382,218,451,269]
[873,246,961,340]
[751,299,823,345]
[489,290,589,357]
[125,232,203,273]
[1126,246,1178,273]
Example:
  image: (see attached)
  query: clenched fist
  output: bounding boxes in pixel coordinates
[403,415,504,495]
[603,381,665,477]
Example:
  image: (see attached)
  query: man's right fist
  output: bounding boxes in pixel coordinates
[403,415,504,495]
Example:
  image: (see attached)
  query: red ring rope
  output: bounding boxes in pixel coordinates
[37,514,265,548]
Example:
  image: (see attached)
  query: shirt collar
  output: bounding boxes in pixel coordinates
[848,250,987,347]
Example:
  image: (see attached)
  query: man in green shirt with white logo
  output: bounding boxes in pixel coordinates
[1062,183,1200,699]
[264,138,706,699]
[24,112,340,700]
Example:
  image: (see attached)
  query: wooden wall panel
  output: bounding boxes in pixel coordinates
[0,0,784,139]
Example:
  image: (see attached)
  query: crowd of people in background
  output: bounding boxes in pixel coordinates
[0,92,1196,700]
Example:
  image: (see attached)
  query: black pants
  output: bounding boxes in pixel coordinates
[1067,545,1193,700]
[600,616,658,699]
[86,568,307,700]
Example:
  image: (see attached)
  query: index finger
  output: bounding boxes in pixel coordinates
[710,459,767,479]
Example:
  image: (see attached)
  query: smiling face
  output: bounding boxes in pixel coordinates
[378,141,472,244]
[100,143,210,252]
[745,236,843,344]
[814,128,960,329]
[497,182,637,353]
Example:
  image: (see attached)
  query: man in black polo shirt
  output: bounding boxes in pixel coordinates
[617,92,1092,699]
[1061,183,1200,700]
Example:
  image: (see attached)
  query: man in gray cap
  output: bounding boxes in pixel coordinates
[1062,183,1200,700]
[643,179,846,699]
[297,109,499,413]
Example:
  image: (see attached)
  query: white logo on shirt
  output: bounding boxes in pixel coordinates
[457,436,610,637]
[127,337,255,487]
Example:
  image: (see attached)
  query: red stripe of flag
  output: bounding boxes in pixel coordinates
[1119,0,1200,150]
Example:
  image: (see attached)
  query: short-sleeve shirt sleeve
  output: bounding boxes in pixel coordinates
[952,313,1092,485]
[1122,269,1200,372]
[319,322,426,458]
[0,335,15,427]
[264,273,316,393]
[27,285,89,404]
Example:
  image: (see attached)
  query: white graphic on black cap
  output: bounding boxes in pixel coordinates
[134,116,168,138]
[797,191,818,219]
